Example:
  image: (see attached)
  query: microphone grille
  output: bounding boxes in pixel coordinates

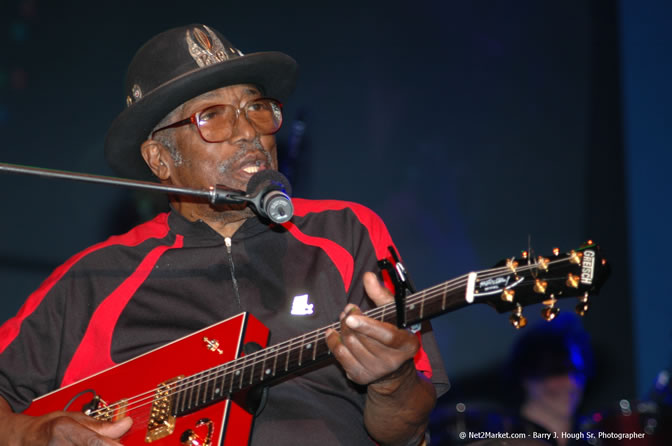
[246,170,292,196]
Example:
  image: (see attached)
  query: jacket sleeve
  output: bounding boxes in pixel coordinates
[346,203,450,397]
[0,264,76,412]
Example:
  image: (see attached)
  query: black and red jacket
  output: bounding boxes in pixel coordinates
[0,198,448,445]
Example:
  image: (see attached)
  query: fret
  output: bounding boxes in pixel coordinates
[239,364,245,389]
[187,377,195,409]
[206,372,214,402]
[232,368,241,393]
[312,331,319,361]
[202,374,210,404]
[210,367,223,400]
[441,284,447,310]
[304,340,312,362]
[419,291,425,320]
[262,349,274,378]
[211,370,220,400]
[271,346,279,376]
[284,340,291,372]
[259,352,268,381]
[195,374,202,404]
[249,356,256,386]
[407,301,415,324]
[297,334,305,366]
[176,383,185,413]
[258,350,266,382]
[381,304,387,323]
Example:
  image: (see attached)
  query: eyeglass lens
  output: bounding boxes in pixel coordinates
[197,98,282,142]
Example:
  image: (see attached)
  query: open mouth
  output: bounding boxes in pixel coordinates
[242,164,262,174]
[219,149,274,189]
[240,159,267,174]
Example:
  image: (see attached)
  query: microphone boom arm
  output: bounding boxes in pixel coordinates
[0,162,245,204]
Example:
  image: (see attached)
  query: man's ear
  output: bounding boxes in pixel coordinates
[141,140,171,181]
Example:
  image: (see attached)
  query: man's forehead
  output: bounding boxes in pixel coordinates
[189,84,261,103]
[159,84,262,123]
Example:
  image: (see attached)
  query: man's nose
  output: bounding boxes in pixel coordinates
[230,112,257,142]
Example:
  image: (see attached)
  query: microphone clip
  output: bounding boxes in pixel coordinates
[208,180,294,225]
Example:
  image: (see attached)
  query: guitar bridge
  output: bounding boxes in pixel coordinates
[146,376,183,443]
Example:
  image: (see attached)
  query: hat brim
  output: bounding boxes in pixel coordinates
[104,51,298,180]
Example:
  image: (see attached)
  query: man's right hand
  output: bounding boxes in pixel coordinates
[0,397,132,445]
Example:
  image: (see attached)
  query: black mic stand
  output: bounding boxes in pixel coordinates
[0,162,246,205]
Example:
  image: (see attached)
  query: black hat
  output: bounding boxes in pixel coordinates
[510,313,594,383]
[104,24,298,180]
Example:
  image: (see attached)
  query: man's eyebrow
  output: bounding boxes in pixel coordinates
[244,87,261,96]
[198,91,221,100]
[197,87,261,101]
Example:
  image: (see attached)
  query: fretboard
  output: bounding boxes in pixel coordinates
[171,272,473,416]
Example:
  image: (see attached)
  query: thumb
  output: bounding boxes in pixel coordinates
[87,416,133,439]
[363,271,394,307]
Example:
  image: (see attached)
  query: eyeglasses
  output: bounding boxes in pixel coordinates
[151,97,283,143]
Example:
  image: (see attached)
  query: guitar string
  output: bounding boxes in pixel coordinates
[87,257,574,418]
[84,265,479,417]
[85,266,480,419]
[86,257,569,418]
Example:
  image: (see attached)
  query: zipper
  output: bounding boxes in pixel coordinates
[225,237,242,310]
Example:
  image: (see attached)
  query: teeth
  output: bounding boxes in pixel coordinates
[243,166,260,174]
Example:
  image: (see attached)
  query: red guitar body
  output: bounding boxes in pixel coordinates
[24,313,269,446]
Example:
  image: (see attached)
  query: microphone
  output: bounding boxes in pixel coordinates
[0,161,293,222]
[245,170,294,224]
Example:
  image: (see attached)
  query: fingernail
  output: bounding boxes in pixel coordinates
[345,315,360,329]
[345,304,359,314]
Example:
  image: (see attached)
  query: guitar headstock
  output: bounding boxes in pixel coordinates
[474,241,610,328]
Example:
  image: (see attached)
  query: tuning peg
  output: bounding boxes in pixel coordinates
[501,289,515,303]
[553,247,560,256]
[537,256,550,271]
[541,296,559,321]
[534,279,548,294]
[575,292,590,316]
[566,273,580,289]
[506,258,519,274]
[509,304,527,329]
[569,250,583,265]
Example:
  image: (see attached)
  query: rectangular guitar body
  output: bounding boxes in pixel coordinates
[24,313,270,446]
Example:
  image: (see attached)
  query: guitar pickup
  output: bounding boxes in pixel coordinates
[146,376,183,443]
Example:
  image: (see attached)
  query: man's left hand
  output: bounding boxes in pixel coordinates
[325,271,419,385]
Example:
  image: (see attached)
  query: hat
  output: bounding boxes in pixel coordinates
[510,313,594,383]
[104,24,298,180]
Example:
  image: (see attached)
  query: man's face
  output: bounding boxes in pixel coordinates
[166,84,278,192]
[524,373,585,418]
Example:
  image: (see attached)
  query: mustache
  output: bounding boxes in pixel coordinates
[218,138,273,174]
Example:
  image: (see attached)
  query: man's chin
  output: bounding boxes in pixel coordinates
[211,200,250,212]
[208,202,256,221]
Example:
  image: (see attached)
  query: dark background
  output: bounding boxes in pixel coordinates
[1,0,670,428]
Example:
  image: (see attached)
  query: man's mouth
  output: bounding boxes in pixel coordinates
[218,143,275,189]
[242,164,262,174]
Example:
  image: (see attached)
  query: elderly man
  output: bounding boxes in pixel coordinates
[0,24,448,445]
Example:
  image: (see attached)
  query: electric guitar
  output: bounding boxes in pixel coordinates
[23,242,610,445]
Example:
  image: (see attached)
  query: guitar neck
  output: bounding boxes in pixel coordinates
[171,274,473,416]
[172,244,608,416]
